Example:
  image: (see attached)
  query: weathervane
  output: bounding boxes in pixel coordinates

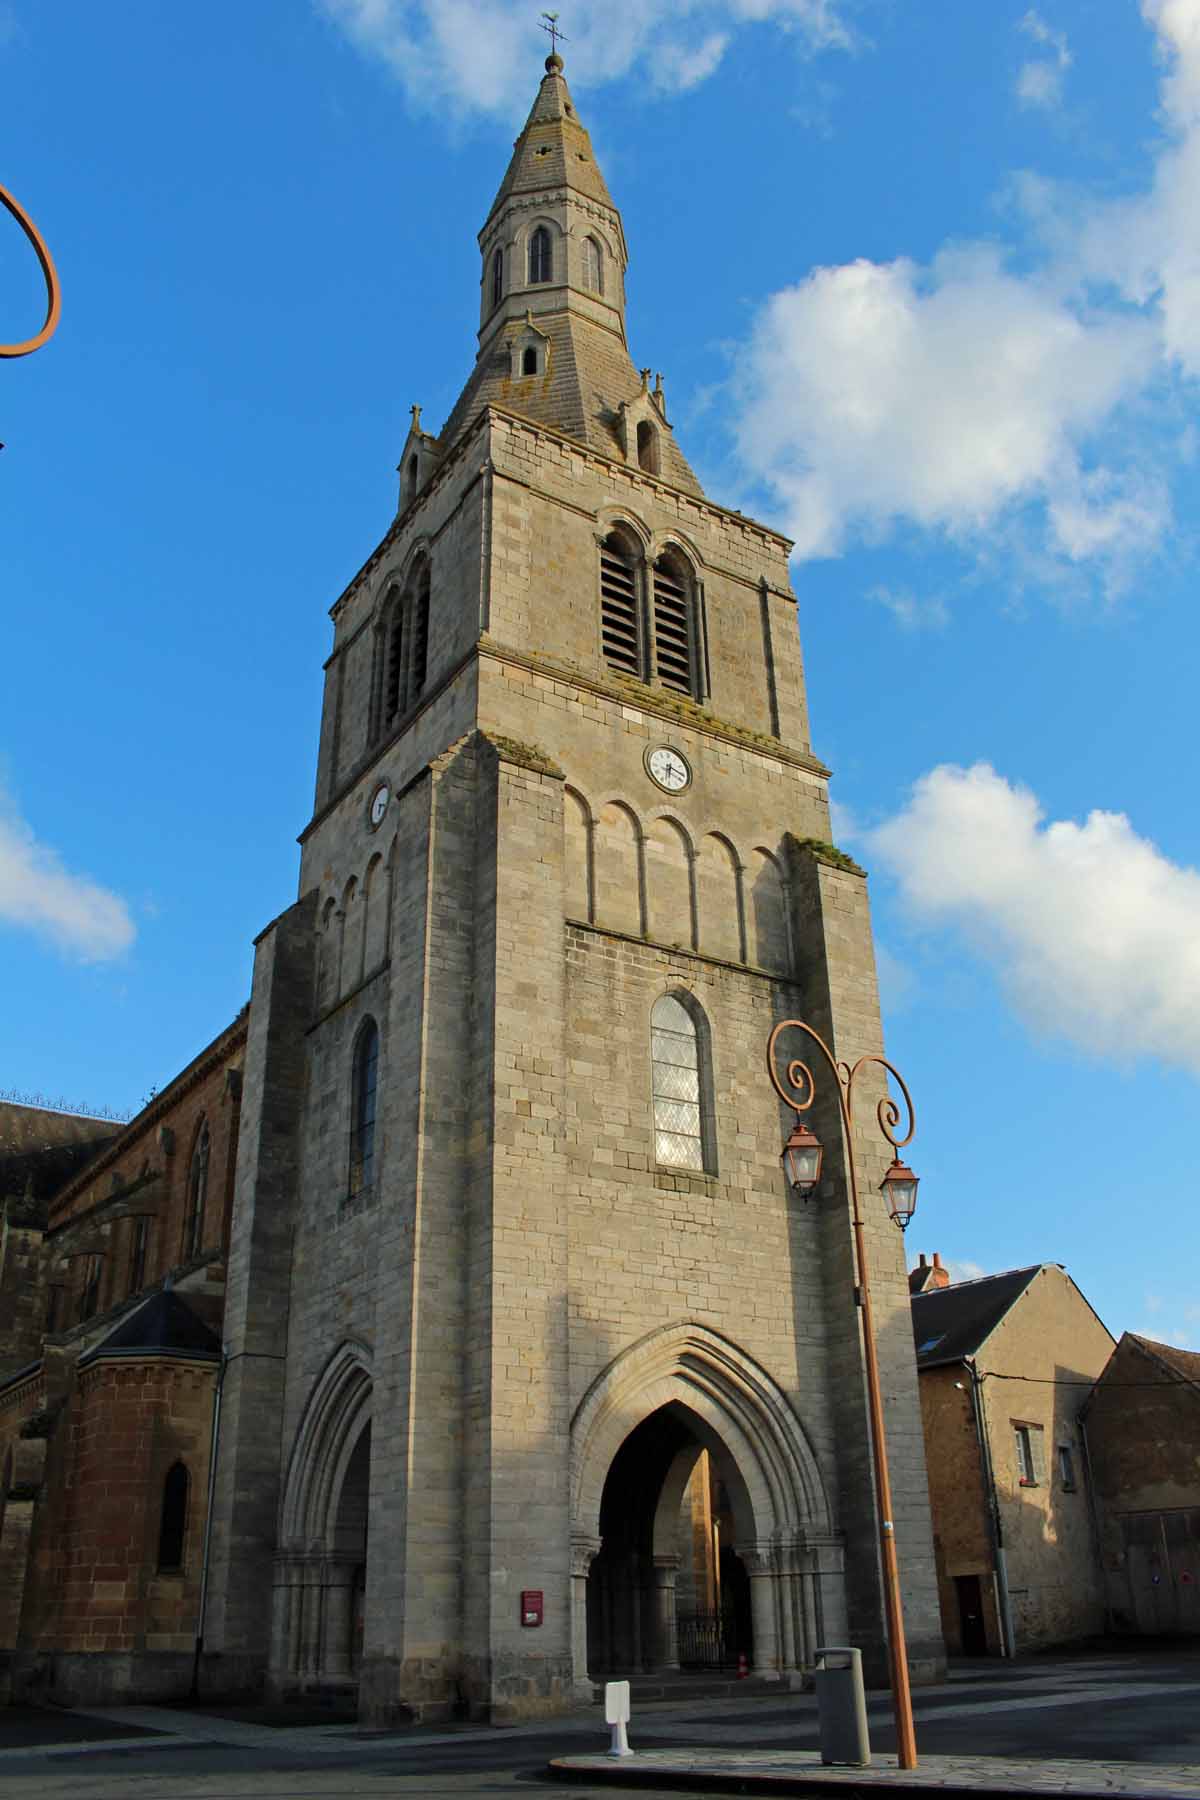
[539,12,568,58]
[1,181,61,358]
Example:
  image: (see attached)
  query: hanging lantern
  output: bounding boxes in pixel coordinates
[880,1158,919,1230]
[781,1120,823,1197]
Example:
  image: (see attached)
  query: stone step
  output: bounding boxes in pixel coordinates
[591,1673,789,1704]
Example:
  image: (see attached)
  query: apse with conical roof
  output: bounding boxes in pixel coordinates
[436,53,703,495]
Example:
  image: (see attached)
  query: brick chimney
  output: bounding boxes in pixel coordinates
[909,1252,952,1295]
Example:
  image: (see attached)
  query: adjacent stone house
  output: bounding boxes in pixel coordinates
[1081,1333,1200,1637]
[911,1261,1113,1657]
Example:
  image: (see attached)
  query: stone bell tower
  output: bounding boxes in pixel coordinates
[204,53,943,1724]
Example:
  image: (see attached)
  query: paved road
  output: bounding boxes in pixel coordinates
[0,1649,1197,1799]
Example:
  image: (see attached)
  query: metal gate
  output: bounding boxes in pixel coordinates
[677,1610,734,1669]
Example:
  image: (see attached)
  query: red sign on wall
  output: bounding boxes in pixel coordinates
[521,1589,544,1627]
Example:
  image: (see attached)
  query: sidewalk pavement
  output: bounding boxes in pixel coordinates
[548,1747,1200,1797]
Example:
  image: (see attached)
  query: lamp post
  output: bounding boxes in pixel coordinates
[767,1017,920,1770]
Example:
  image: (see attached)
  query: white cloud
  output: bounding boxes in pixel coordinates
[944,1258,987,1285]
[0,785,136,963]
[868,584,949,631]
[733,0,1200,594]
[1016,9,1072,110]
[318,0,851,116]
[867,763,1200,1077]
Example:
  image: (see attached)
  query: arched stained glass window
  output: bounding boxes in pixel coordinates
[349,1019,379,1198]
[529,225,552,285]
[651,995,710,1172]
[184,1122,209,1260]
[158,1462,189,1570]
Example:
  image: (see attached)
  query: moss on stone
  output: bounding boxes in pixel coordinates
[480,731,565,779]
[791,837,867,878]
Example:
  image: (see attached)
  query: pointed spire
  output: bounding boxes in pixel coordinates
[485,53,616,228]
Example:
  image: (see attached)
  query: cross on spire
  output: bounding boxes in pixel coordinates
[539,11,567,59]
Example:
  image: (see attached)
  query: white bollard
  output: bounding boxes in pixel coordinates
[605,1679,633,1757]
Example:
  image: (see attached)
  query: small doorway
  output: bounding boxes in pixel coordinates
[955,1574,988,1655]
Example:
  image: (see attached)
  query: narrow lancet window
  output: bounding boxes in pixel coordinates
[583,235,603,294]
[651,995,709,1172]
[184,1122,209,1260]
[349,1019,379,1198]
[529,225,552,284]
[491,246,504,309]
[522,345,538,375]
[158,1462,189,1570]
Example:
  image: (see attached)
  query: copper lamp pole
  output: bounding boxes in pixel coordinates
[1,181,61,358]
[767,1018,920,1771]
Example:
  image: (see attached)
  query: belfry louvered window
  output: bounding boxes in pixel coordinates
[600,531,643,679]
[377,556,431,736]
[652,552,696,695]
[349,1019,379,1198]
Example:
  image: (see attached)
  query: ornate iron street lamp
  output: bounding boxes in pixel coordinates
[766,1017,921,1770]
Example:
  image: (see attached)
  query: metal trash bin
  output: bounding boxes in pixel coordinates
[813,1645,870,1766]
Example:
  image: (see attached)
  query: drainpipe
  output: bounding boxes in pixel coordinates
[191,1343,228,1699]
[964,1358,1016,1658]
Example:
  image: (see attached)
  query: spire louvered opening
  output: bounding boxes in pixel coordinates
[652,552,696,697]
[384,600,404,724]
[600,531,642,678]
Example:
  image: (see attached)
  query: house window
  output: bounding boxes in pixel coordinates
[157,1462,189,1570]
[128,1216,150,1295]
[1058,1444,1076,1490]
[349,1019,379,1198]
[522,345,538,376]
[184,1121,209,1260]
[491,246,503,309]
[529,225,552,284]
[1014,1422,1043,1486]
[583,235,603,294]
[651,994,712,1173]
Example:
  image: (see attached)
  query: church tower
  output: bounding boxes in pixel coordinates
[204,54,943,1724]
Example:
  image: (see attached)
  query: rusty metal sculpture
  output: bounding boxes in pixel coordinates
[1,182,61,358]
[767,1017,920,1769]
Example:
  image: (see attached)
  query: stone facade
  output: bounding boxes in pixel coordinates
[1082,1334,1200,1636]
[2,54,945,1717]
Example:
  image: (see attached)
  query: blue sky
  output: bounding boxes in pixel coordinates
[3,0,1197,1350]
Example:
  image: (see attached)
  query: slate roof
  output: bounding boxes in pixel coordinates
[0,1102,120,1209]
[911,1265,1043,1368]
[78,1288,221,1366]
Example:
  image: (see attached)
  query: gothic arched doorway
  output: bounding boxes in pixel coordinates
[570,1322,844,1692]
[586,1405,754,1675]
[273,1342,373,1694]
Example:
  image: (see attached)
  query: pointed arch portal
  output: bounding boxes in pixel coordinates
[569,1323,845,1685]
[273,1342,373,1691]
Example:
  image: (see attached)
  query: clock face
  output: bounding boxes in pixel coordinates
[646,745,691,793]
[369,782,391,829]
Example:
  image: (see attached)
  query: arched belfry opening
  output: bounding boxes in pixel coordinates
[569,1323,845,1690]
[586,1405,754,1676]
[273,1344,373,1695]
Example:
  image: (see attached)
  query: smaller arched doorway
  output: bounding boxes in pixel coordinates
[587,1406,754,1674]
[273,1344,373,1694]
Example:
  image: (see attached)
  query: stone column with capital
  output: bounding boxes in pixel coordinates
[745,1549,782,1679]
[569,1536,601,1697]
